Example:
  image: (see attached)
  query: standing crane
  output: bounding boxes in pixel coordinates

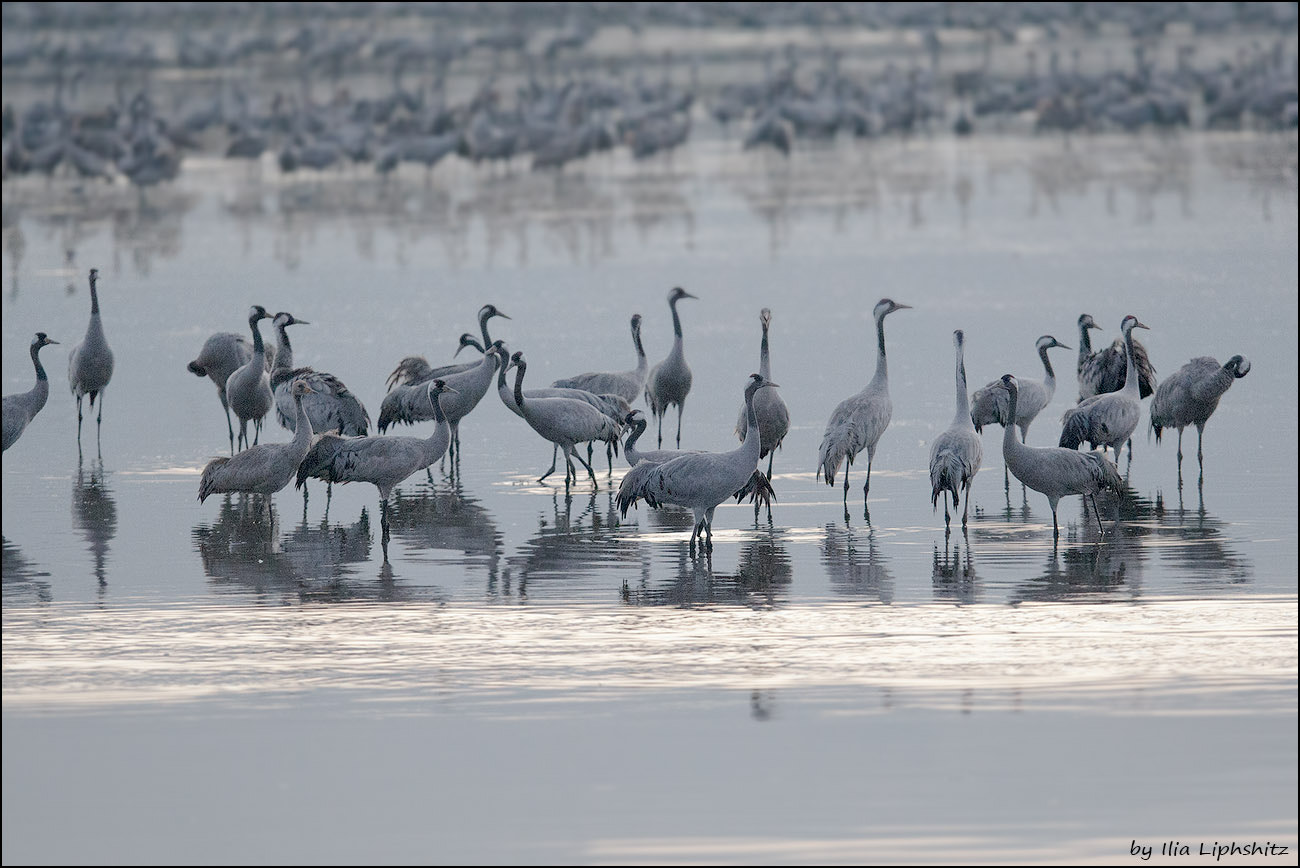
[1000,374,1123,538]
[509,351,620,490]
[223,306,274,451]
[1149,354,1250,484]
[618,374,778,554]
[297,380,456,553]
[817,298,911,513]
[188,329,275,454]
[929,330,982,530]
[197,379,318,521]
[645,287,698,448]
[1077,312,1156,401]
[735,308,790,479]
[268,311,370,436]
[384,304,509,390]
[3,333,58,452]
[970,334,1069,487]
[1060,315,1150,462]
[68,268,114,455]
[551,313,648,404]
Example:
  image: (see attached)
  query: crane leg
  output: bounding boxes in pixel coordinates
[380,500,391,563]
[863,457,873,499]
[656,413,664,449]
[96,392,104,450]
[586,441,595,472]
[1090,493,1104,535]
[253,416,261,446]
[1196,426,1204,472]
[539,445,559,483]
[1051,507,1059,538]
[943,491,951,527]
[766,451,774,479]
[222,396,235,455]
[573,450,597,488]
[675,402,684,449]
[962,482,971,527]
[76,395,84,447]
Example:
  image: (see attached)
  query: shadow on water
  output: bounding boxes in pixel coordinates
[820,523,895,602]
[72,460,117,597]
[932,530,979,605]
[384,478,503,585]
[2,536,52,604]
[194,496,406,601]
[504,491,642,601]
[623,525,793,608]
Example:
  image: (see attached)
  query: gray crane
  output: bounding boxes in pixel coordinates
[929,330,982,530]
[645,287,698,448]
[618,374,778,553]
[1000,374,1123,537]
[296,380,456,552]
[509,351,620,489]
[385,304,509,390]
[493,344,629,476]
[198,379,317,520]
[551,313,648,404]
[1149,354,1251,484]
[188,330,275,454]
[735,308,790,479]
[1077,312,1156,401]
[67,268,114,454]
[3,333,58,452]
[1060,316,1150,462]
[268,312,370,436]
[817,298,911,510]
[378,341,504,464]
[223,306,274,450]
[970,334,1069,487]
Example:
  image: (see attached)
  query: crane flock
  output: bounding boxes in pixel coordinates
[6,269,1254,556]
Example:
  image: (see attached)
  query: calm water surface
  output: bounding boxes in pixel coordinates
[3,131,1297,864]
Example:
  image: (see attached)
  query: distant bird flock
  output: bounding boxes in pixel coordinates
[3,2,1295,188]
[5,268,1253,555]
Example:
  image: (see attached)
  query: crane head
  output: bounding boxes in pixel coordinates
[1226,355,1251,378]
[1079,313,1100,331]
[1121,315,1149,332]
[33,333,59,347]
[874,298,911,319]
[1036,335,1069,351]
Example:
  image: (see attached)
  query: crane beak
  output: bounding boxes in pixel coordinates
[763,380,780,388]
[893,303,912,310]
[47,339,60,345]
[495,311,512,320]
[443,385,460,395]
[295,319,311,326]
[1056,342,1071,350]
[1134,320,1150,330]
[681,291,698,300]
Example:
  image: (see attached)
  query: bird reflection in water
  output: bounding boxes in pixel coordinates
[72,460,117,597]
[821,523,894,603]
[1152,488,1252,590]
[384,480,502,586]
[508,491,641,601]
[932,529,979,604]
[2,537,52,604]
[622,526,792,608]
[1010,533,1145,604]
[194,495,397,601]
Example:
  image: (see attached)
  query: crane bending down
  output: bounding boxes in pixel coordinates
[645,287,698,448]
[297,380,456,553]
[551,313,648,404]
[929,330,982,529]
[735,308,790,479]
[1001,374,1123,537]
[188,329,274,454]
[268,312,370,436]
[493,345,628,476]
[198,379,317,521]
[818,298,911,510]
[1060,315,1150,461]
[618,374,778,553]
[68,268,114,455]
[385,304,509,390]
[510,351,621,489]
[3,333,58,452]
[1149,354,1250,484]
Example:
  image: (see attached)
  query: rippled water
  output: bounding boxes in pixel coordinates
[3,131,1296,863]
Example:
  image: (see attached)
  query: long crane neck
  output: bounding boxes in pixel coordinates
[1121,326,1139,397]
[422,391,449,461]
[1038,344,1056,388]
[1001,385,1022,458]
[1077,324,1093,373]
[89,271,101,316]
[740,385,762,458]
[758,323,771,380]
[480,312,494,350]
[870,312,889,388]
[291,392,313,452]
[952,343,972,427]
[31,341,49,383]
[273,322,293,371]
[669,298,685,357]
[632,322,647,373]
[513,361,528,411]
[248,316,265,361]
[28,342,50,413]
[625,417,646,458]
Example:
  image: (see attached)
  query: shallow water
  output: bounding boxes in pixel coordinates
[3,130,1297,863]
